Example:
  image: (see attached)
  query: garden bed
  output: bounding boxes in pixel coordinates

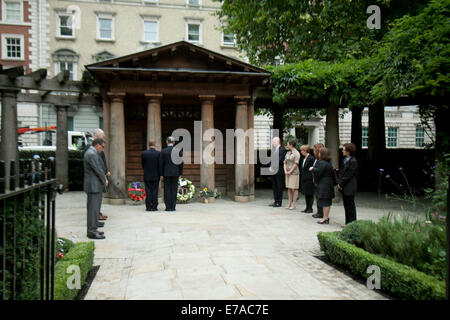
[54,241,95,300]
[317,231,445,300]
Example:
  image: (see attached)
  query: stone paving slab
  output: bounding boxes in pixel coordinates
[54,190,409,300]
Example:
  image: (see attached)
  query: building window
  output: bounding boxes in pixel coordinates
[187,23,201,43]
[143,20,158,42]
[68,117,74,131]
[188,0,200,6]
[52,49,79,80]
[96,13,115,41]
[222,33,235,47]
[3,1,22,22]
[387,127,398,147]
[362,127,368,147]
[1,34,24,60]
[416,127,425,148]
[57,14,74,37]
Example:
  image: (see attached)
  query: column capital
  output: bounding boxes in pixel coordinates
[1,89,19,98]
[107,92,126,102]
[144,93,163,101]
[234,95,251,103]
[199,95,216,101]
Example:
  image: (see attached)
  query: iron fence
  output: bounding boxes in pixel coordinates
[0,158,62,300]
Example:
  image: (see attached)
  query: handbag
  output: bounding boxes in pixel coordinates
[333,168,339,186]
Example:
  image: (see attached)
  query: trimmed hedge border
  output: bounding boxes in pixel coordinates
[54,242,95,300]
[317,231,445,300]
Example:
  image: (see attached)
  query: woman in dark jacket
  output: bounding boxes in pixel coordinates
[309,147,335,224]
[299,145,315,213]
[338,143,358,226]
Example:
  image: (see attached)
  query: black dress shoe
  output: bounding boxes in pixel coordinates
[98,231,104,235]
[312,213,323,218]
[304,209,313,214]
[87,232,105,239]
[97,222,105,228]
[268,202,276,207]
[273,203,282,207]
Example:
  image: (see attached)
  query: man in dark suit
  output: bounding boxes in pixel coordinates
[142,140,161,211]
[299,145,315,213]
[338,143,359,226]
[84,138,107,239]
[268,137,286,207]
[160,136,183,211]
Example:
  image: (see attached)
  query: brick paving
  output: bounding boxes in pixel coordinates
[55,190,419,300]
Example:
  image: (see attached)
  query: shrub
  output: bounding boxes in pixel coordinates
[339,220,375,247]
[318,231,445,300]
[54,241,95,300]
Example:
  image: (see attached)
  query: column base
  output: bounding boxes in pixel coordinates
[234,195,250,203]
[249,195,255,201]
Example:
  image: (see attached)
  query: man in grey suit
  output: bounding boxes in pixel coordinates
[84,138,108,239]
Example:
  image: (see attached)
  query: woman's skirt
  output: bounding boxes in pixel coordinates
[285,174,299,189]
[318,198,332,207]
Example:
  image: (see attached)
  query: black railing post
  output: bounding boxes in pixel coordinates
[0,160,5,194]
[1,199,6,300]
[50,186,56,300]
[12,196,17,299]
[10,160,15,191]
[45,184,51,300]
[19,160,24,189]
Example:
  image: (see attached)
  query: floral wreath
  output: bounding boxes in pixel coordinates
[128,182,146,202]
[177,177,196,203]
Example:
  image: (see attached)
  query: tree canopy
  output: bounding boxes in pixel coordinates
[216,0,428,65]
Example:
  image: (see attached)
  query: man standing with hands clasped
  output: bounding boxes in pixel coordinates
[84,138,108,239]
[160,136,183,212]
[142,140,161,211]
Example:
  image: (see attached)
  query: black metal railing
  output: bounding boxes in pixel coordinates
[0,158,61,300]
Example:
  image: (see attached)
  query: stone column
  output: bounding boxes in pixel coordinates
[56,105,70,191]
[0,90,19,191]
[144,93,163,151]
[325,104,340,202]
[107,92,126,204]
[234,96,250,202]
[145,93,163,203]
[102,98,111,167]
[248,99,255,201]
[199,95,215,202]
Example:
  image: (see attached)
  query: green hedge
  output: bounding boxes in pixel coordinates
[54,241,95,300]
[317,231,445,300]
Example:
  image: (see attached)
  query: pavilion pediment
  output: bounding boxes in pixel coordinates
[86,41,269,74]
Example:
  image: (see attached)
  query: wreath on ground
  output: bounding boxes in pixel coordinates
[177,177,195,203]
[128,182,146,202]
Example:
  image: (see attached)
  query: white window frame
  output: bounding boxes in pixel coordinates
[362,127,368,148]
[185,19,202,44]
[96,13,115,41]
[54,60,78,81]
[187,0,201,7]
[222,32,236,47]
[387,127,398,148]
[141,17,159,43]
[415,126,425,148]
[56,13,75,38]
[1,33,24,60]
[2,0,23,23]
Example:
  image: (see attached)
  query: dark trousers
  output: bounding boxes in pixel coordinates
[305,194,314,211]
[343,195,357,224]
[87,192,102,235]
[271,175,284,204]
[315,191,323,217]
[145,179,160,210]
[164,176,179,210]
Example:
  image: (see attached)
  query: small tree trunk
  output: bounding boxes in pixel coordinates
[351,106,364,154]
[272,105,284,142]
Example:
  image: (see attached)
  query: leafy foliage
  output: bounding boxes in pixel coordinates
[339,215,446,281]
[318,231,445,300]
[216,0,428,65]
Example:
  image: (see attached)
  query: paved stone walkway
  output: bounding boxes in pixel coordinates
[55,190,420,300]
